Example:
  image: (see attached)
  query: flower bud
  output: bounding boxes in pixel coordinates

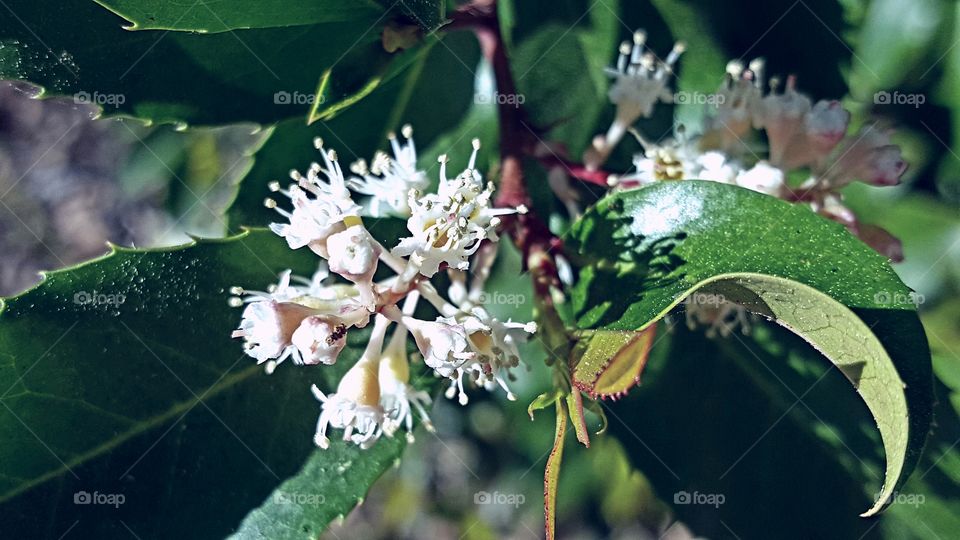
[326,225,381,282]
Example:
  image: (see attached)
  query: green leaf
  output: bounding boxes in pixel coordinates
[566,181,932,516]
[842,185,960,301]
[0,0,414,125]
[572,326,656,399]
[0,230,406,537]
[231,436,405,539]
[544,400,567,540]
[528,389,563,420]
[508,0,620,156]
[565,391,591,447]
[94,0,385,32]
[609,324,882,537]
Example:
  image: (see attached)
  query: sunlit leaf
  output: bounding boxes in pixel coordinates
[566,181,933,516]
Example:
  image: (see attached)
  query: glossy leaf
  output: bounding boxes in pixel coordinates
[565,181,933,516]
[0,0,418,125]
[0,229,408,538]
[95,0,385,32]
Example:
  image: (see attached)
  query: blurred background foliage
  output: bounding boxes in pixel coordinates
[0,0,957,538]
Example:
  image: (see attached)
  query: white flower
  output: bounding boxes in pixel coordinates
[282,263,358,304]
[695,151,740,184]
[378,327,433,441]
[267,139,362,257]
[311,315,395,449]
[312,379,383,449]
[612,152,657,189]
[587,30,684,168]
[291,315,349,365]
[456,307,536,402]
[348,125,429,217]
[235,264,345,305]
[311,317,394,449]
[326,225,381,282]
[396,314,477,405]
[612,138,741,189]
[735,161,784,196]
[394,293,535,404]
[231,300,314,364]
[404,317,475,378]
[606,31,684,129]
[231,265,372,372]
[703,59,765,152]
[393,139,522,277]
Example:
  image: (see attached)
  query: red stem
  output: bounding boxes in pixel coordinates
[535,154,611,187]
[454,2,559,285]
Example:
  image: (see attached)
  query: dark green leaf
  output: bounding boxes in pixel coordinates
[507,0,620,156]
[0,230,406,538]
[0,0,416,125]
[608,325,884,537]
[94,0,385,32]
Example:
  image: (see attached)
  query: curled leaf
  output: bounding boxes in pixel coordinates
[565,181,933,517]
[565,391,591,447]
[528,389,564,420]
[572,325,657,399]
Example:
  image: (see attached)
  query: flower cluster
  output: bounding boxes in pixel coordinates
[231,131,534,449]
[588,32,906,263]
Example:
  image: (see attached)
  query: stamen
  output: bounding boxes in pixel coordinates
[468,139,480,170]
